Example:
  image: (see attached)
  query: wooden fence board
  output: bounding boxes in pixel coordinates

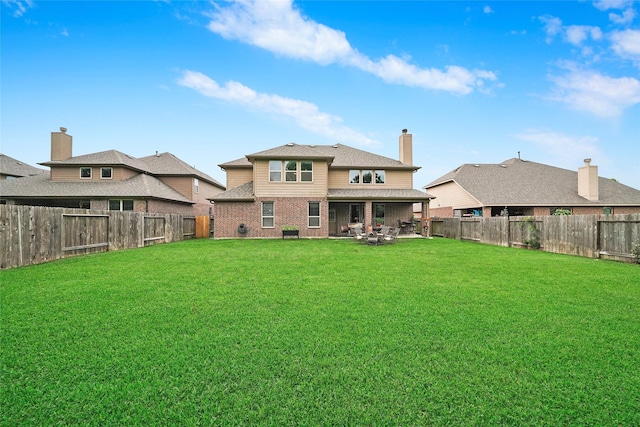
[429,213,640,262]
[0,205,205,269]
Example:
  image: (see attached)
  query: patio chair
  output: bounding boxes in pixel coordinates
[351,227,367,243]
[383,227,401,244]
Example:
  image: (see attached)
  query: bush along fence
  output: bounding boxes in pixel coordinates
[429,213,640,263]
[0,205,211,269]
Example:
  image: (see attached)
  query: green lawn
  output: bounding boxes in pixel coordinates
[1,238,639,425]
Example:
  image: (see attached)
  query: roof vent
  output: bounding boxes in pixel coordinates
[332,145,338,148]
[500,164,506,168]
[474,164,480,167]
[286,143,294,146]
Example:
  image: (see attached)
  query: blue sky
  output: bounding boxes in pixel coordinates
[2,0,639,190]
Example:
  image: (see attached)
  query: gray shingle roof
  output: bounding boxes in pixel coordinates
[328,188,433,201]
[0,172,193,203]
[209,182,254,201]
[40,149,152,173]
[222,143,418,170]
[0,154,46,177]
[425,158,640,206]
[139,152,224,188]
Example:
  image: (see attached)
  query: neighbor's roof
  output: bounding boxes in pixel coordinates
[40,149,152,173]
[220,143,419,171]
[424,158,640,206]
[0,172,193,203]
[0,154,46,177]
[139,152,225,189]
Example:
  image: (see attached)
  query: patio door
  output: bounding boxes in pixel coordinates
[349,204,363,223]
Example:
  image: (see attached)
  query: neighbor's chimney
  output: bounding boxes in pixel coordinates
[399,129,412,165]
[578,158,599,201]
[51,127,72,161]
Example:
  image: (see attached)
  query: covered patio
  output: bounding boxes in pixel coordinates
[326,188,433,237]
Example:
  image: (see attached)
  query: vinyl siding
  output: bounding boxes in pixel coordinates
[226,168,253,189]
[50,166,137,182]
[157,176,193,199]
[328,169,413,189]
[253,160,328,197]
[429,181,481,210]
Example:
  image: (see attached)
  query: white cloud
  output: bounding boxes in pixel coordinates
[547,63,640,117]
[610,29,640,63]
[177,70,376,146]
[483,5,494,14]
[593,0,635,11]
[564,25,603,45]
[514,129,602,165]
[205,0,497,95]
[539,15,563,43]
[609,8,636,24]
[1,0,33,17]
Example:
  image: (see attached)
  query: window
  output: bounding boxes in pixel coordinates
[603,207,612,214]
[101,167,113,179]
[194,178,199,194]
[269,161,282,182]
[350,169,385,184]
[285,160,297,182]
[80,167,92,179]
[262,202,274,228]
[308,202,320,227]
[301,161,313,182]
[374,203,385,225]
[109,199,134,211]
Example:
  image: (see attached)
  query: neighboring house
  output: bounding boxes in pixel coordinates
[0,153,46,180]
[424,157,640,217]
[211,129,434,238]
[0,128,225,214]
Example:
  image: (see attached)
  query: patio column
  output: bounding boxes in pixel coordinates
[364,200,372,229]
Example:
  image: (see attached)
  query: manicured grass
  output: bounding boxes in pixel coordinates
[1,238,639,425]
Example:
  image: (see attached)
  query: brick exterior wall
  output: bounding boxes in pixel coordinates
[213,197,329,238]
[429,206,454,218]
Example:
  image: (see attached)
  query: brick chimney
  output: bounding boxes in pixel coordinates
[399,129,412,165]
[578,158,598,201]
[51,127,72,161]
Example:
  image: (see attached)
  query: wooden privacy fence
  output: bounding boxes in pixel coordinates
[0,205,210,269]
[430,214,640,262]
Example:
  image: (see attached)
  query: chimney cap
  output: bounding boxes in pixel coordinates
[402,129,408,134]
[60,127,67,133]
[584,158,592,164]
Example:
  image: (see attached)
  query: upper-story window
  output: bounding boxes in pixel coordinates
[269,161,282,182]
[80,167,92,179]
[349,169,385,184]
[301,161,313,182]
[101,167,113,179]
[270,160,313,182]
[194,178,199,194]
[285,160,297,182]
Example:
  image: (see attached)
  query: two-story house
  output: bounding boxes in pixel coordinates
[0,128,225,215]
[211,130,434,238]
